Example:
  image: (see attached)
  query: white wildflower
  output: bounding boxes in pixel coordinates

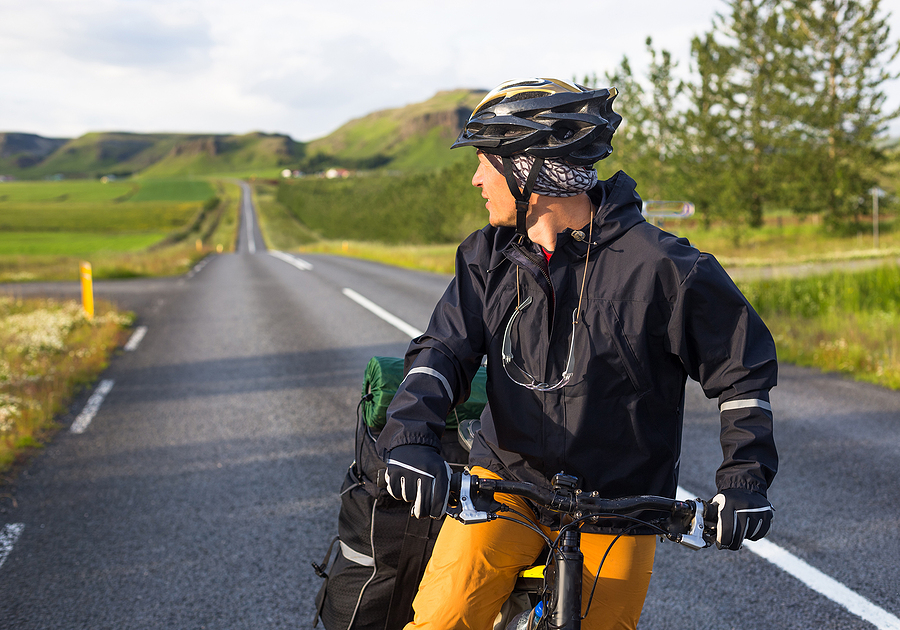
[0,393,22,433]
[1,303,86,354]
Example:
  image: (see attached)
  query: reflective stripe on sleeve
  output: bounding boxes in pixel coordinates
[404,367,454,401]
[720,399,772,413]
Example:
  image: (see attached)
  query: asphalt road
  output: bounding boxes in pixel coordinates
[1,186,898,629]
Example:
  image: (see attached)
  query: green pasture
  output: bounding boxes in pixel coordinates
[0,179,138,203]
[0,178,215,204]
[0,177,239,281]
[0,232,166,256]
[0,202,200,233]
[130,178,215,202]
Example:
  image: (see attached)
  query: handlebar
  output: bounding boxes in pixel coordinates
[446,471,718,550]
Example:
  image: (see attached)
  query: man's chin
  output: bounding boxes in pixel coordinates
[488,216,515,228]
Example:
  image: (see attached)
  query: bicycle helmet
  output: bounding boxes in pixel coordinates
[452,78,621,237]
[451,78,621,166]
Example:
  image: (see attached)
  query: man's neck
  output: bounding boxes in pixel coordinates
[524,193,594,252]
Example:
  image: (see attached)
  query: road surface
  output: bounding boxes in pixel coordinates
[1,184,898,629]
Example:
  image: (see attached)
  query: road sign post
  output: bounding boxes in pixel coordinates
[870,187,885,249]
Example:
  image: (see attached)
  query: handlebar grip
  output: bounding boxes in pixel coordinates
[376,469,462,493]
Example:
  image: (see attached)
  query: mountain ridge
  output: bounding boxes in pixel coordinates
[0,89,487,179]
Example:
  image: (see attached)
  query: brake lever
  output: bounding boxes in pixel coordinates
[446,471,500,524]
[674,499,713,550]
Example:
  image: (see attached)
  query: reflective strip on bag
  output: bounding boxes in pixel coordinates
[340,541,375,567]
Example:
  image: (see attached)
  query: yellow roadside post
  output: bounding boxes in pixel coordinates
[80,261,94,319]
[196,238,203,252]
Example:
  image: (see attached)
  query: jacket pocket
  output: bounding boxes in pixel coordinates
[596,300,652,394]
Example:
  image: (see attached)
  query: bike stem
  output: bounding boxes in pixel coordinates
[552,528,583,630]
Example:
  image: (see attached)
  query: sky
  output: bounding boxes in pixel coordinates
[1,0,899,142]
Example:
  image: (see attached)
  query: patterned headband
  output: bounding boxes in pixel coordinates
[484,153,598,197]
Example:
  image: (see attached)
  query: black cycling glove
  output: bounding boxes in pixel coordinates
[384,445,452,519]
[711,488,774,550]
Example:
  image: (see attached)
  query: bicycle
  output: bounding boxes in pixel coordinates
[441,469,718,630]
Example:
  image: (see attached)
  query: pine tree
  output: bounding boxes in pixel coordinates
[784,0,899,226]
[686,0,803,230]
[599,39,684,201]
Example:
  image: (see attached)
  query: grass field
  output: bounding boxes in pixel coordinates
[0,177,239,281]
[0,296,132,475]
[0,179,137,203]
[0,232,166,256]
[130,178,215,202]
[742,263,900,389]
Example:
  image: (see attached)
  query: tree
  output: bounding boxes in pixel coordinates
[784,0,900,227]
[596,39,685,201]
[686,0,805,229]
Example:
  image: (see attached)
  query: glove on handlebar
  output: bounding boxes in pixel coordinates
[385,445,452,519]
[711,488,774,550]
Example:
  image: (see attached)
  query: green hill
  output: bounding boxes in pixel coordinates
[301,89,486,172]
[1,131,303,179]
[0,89,487,179]
[0,133,68,172]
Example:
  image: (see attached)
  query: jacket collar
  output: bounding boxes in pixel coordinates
[557,171,646,261]
[491,170,645,265]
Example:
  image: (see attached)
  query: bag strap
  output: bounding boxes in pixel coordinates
[311,535,340,627]
[384,514,440,629]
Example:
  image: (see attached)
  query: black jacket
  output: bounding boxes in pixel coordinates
[377,171,777,531]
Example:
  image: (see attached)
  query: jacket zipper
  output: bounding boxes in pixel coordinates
[511,242,556,335]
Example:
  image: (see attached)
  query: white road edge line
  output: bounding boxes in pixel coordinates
[342,288,424,339]
[0,523,24,571]
[70,379,115,434]
[269,251,313,271]
[123,326,148,351]
[676,485,900,630]
[334,288,900,628]
[186,257,210,279]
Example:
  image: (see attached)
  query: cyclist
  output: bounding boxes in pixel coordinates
[377,78,778,630]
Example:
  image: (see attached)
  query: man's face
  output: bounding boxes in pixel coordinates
[472,152,517,227]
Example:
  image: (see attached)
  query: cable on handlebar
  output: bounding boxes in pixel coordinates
[578,521,646,622]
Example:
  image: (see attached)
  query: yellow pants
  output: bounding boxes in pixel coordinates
[406,467,657,630]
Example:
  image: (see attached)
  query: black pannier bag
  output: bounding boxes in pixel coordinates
[313,357,486,630]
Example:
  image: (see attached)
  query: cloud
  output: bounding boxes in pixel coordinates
[60,10,212,70]
[0,1,212,71]
[0,0,897,140]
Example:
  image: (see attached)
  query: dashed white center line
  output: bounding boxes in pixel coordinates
[269,251,313,271]
[0,523,24,571]
[70,379,115,434]
[342,288,423,339]
[244,188,256,254]
[676,486,900,629]
[123,326,148,351]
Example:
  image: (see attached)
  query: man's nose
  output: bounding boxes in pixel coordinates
[472,165,483,187]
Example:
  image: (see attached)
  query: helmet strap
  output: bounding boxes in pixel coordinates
[501,156,544,238]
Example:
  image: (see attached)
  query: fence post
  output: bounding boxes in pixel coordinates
[80,261,94,319]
